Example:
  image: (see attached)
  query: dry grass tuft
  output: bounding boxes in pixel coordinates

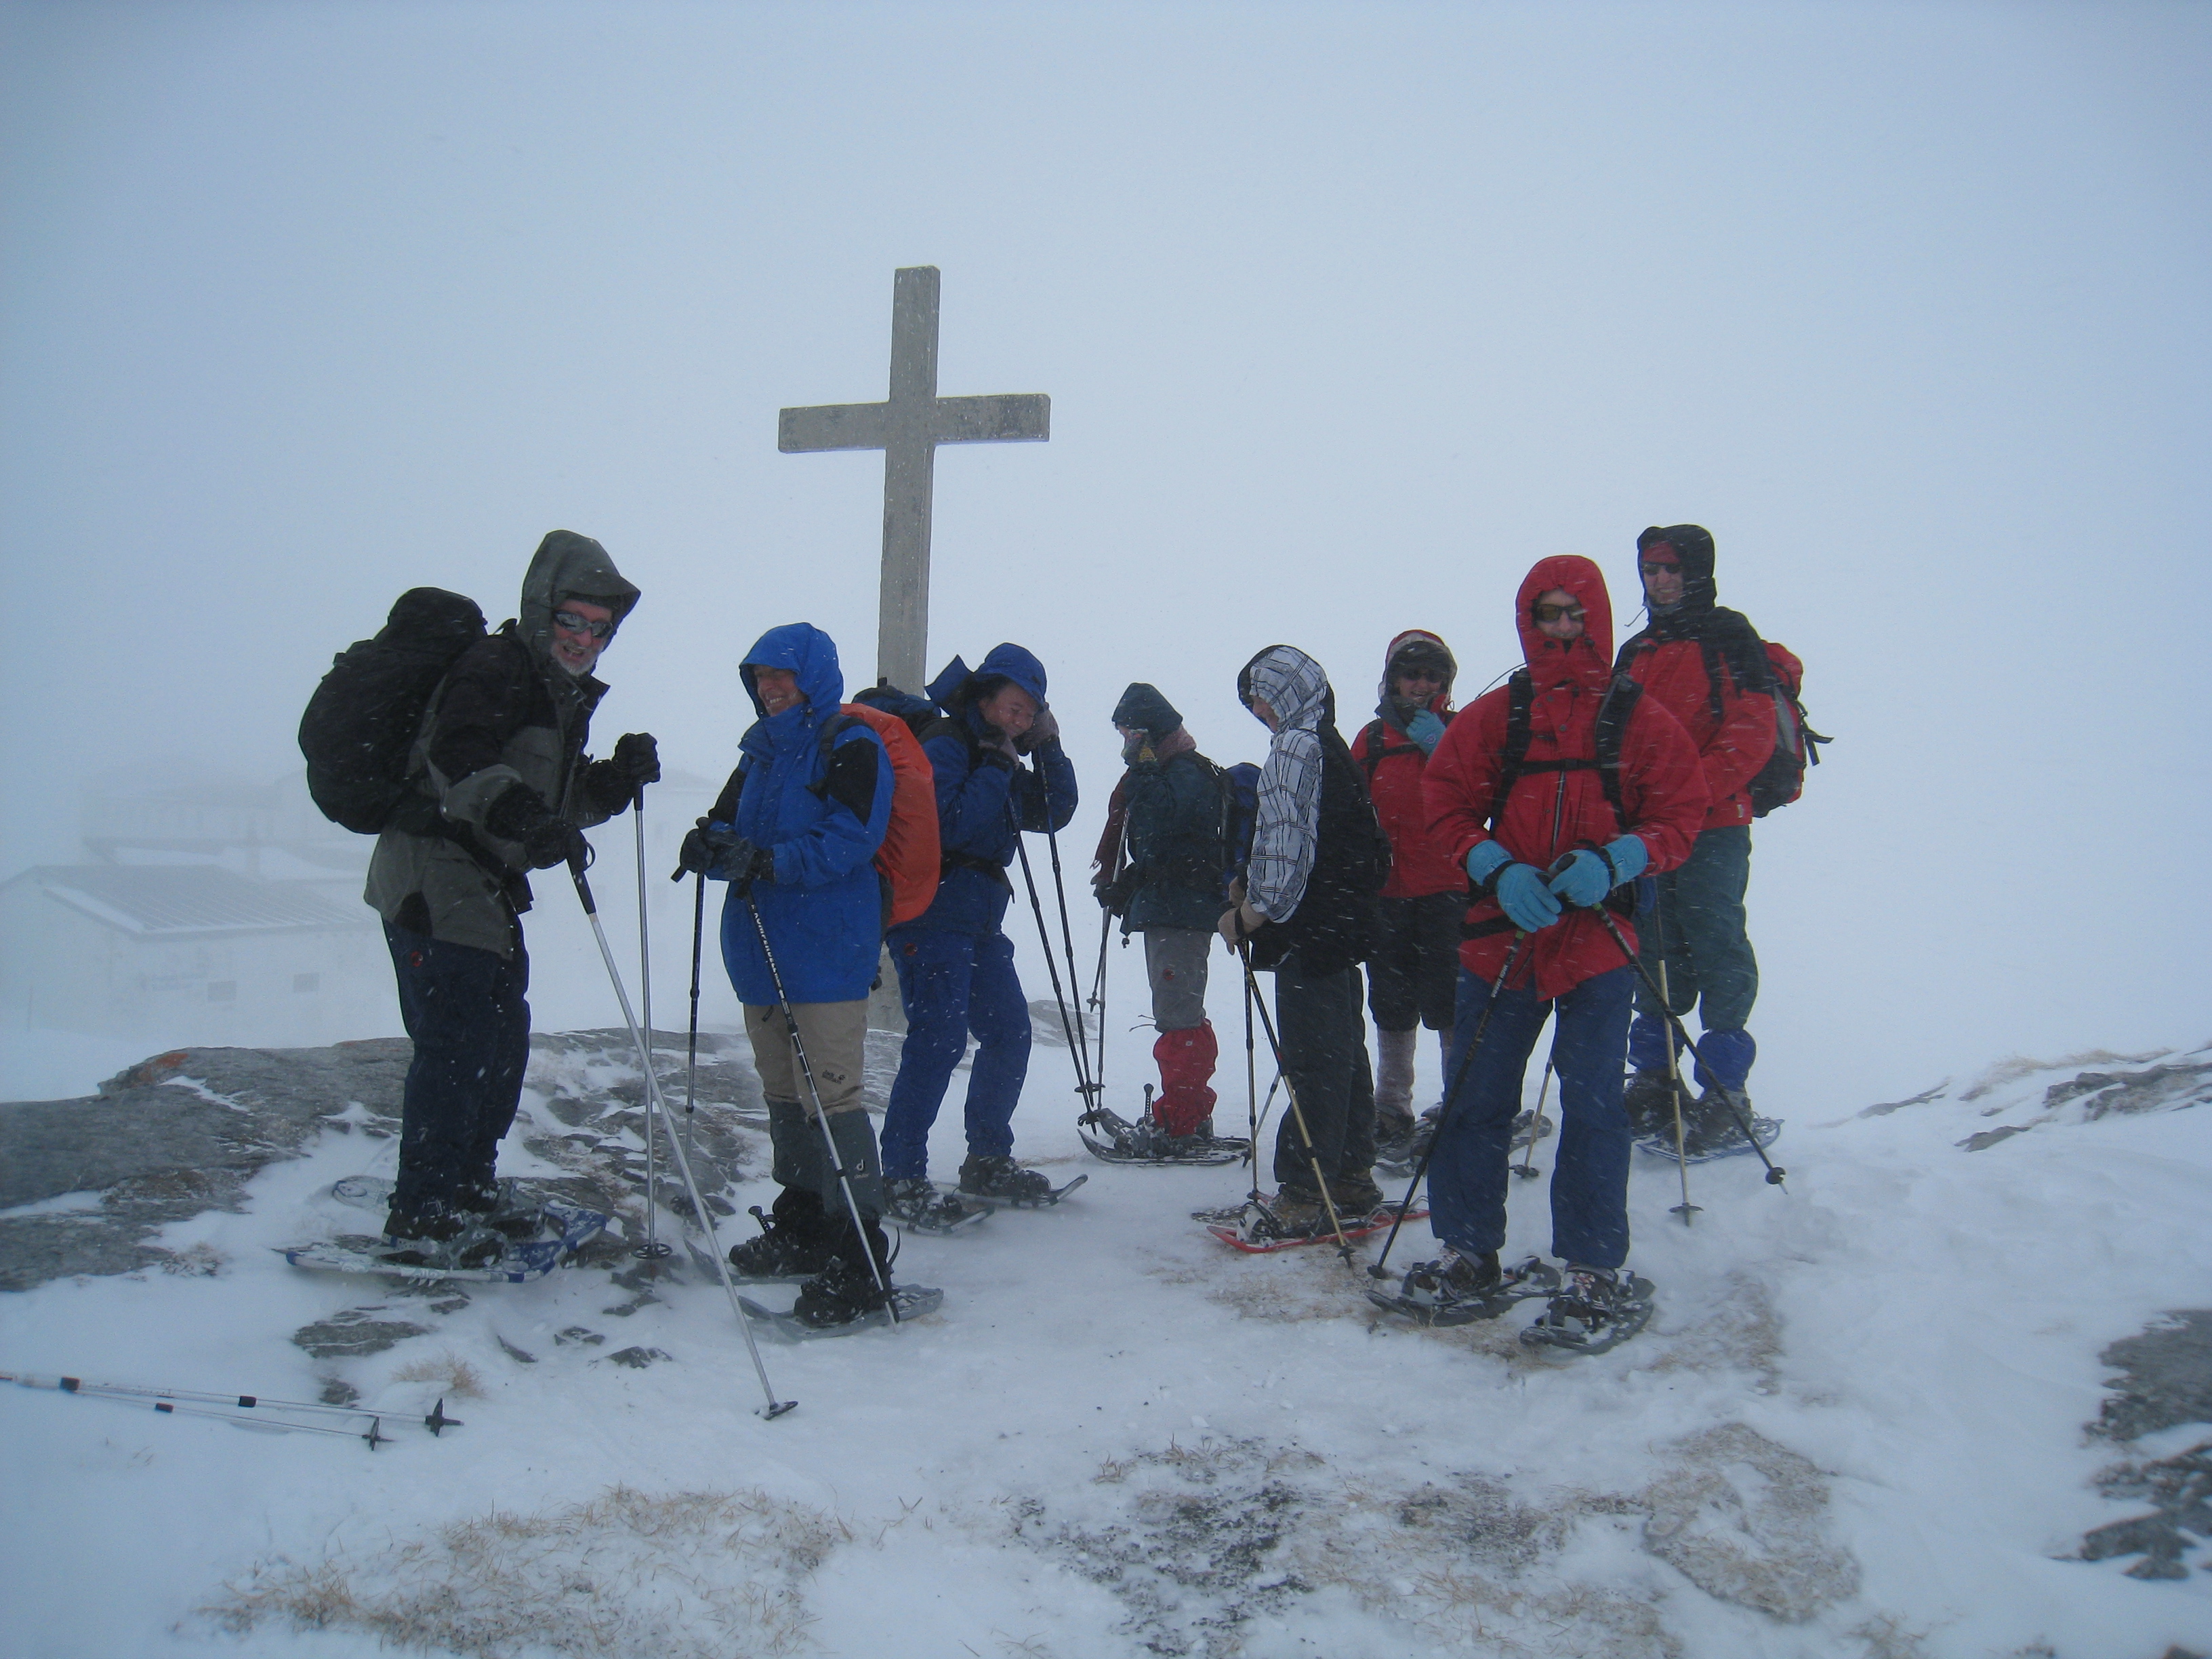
[157,1242,228,1277]
[390,1353,487,1399]
[205,1484,844,1658]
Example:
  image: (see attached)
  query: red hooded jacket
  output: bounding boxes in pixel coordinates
[1423,556,1708,1000]
[1350,630,1463,899]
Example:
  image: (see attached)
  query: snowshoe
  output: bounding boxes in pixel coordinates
[1367,1250,1561,1326]
[1078,1104,1250,1166]
[958,1155,1085,1208]
[737,1284,945,1340]
[884,1176,993,1233]
[1202,1193,1429,1254]
[1519,1266,1656,1356]
[1622,1069,1694,1139]
[280,1204,607,1284]
[1635,1088,1781,1164]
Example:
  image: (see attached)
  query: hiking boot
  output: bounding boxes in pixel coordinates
[727,1190,838,1281]
[1406,1104,1443,1164]
[1534,1263,1627,1334]
[1681,1088,1752,1156]
[1258,1189,1326,1238]
[1373,1111,1418,1169]
[381,1201,503,1268]
[1623,1069,1690,1139]
[791,1254,893,1329]
[1332,1171,1387,1216]
[958,1154,1055,1203]
[1399,1246,1502,1309]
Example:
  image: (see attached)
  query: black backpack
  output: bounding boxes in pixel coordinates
[1488,668,1644,833]
[300,588,487,834]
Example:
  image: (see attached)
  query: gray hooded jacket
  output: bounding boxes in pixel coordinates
[365,531,640,957]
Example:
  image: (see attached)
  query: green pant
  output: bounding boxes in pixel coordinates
[1629,826,1757,1090]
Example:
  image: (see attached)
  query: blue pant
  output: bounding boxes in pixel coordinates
[1428,962,1635,1270]
[880,928,1031,1179]
[1629,825,1757,1091]
[383,922,530,1214]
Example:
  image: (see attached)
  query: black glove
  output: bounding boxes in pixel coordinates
[612,731,660,787]
[1094,866,1139,916]
[485,785,586,869]
[673,817,720,878]
[522,817,589,872]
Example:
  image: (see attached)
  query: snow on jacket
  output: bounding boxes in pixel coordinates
[709,623,893,1006]
[1614,525,1777,831]
[896,642,1078,938]
[1351,630,1463,899]
[1423,556,1708,1000]
[365,530,639,958]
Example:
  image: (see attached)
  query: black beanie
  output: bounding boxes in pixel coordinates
[1111,682,1183,739]
[1636,523,1718,607]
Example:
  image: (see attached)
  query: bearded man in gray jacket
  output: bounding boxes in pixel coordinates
[365,531,658,1253]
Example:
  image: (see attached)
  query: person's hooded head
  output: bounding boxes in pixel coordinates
[1377,630,1456,724]
[1515,556,1614,694]
[1111,682,1183,742]
[932,642,1048,741]
[1634,524,1717,616]
[1237,645,1332,736]
[738,622,844,738]
[518,531,640,679]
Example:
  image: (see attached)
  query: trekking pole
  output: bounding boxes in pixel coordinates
[1233,939,1357,1265]
[1010,811,1101,1110]
[1512,1059,1555,1181]
[1582,901,1786,1189]
[633,787,670,1261]
[1091,907,1112,1099]
[1242,964,1260,1200]
[569,855,796,1418]
[1656,949,1700,1224]
[2,1370,463,1447]
[1042,810,1097,1088]
[1367,933,1531,1279]
[739,891,899,1327]
[684,871,706,1162]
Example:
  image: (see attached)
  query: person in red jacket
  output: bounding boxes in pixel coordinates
[1404,555,1706,1345]
[1350,632,1464,1161]
[1614,525,1776,1151]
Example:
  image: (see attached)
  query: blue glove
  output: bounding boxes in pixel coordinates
[1547,848,1612,908]
[1465,840,1511,886]
[1547,836,1650,908]
[1603,834,1648,883]
[1495,863,1562,932]
[1404,710,1446,754]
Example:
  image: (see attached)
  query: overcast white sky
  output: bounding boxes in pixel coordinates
[3,1,2207,1105]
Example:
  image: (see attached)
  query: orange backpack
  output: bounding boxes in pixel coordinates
[832,701,941,926]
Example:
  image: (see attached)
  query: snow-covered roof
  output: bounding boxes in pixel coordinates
[5,865,372,938]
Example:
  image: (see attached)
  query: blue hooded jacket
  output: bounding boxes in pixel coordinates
[897,642,1078,937]
[710,623,893,1006]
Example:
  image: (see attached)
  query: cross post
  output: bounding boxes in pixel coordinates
[779,266,1050,695]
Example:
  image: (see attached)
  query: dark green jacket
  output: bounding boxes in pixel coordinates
[1120,750,1228,934]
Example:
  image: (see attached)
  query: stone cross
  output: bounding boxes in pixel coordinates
[779,266,1050,695]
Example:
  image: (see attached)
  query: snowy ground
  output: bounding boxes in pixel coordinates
[3,1019,2211,1659]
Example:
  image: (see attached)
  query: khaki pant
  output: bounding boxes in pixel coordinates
[743,1000,869,1118]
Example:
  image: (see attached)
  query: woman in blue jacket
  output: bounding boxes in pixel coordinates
[677,622,897,1330]
[880,643,1078,1212]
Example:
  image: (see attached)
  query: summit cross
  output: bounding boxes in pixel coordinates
[779,265,1050,695]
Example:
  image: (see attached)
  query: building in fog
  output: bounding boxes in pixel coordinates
[0,862,388,1042]
[0,771,386,1042]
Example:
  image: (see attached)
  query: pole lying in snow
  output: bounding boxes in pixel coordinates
[2,1370,465,1448]
[571,855,797,1419]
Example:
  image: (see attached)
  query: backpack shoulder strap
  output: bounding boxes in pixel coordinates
[804,711,859,798]
[1592,674,1645,827]
[1357,718,1389,777]
[1698,636,1728,730]
[1486,670,1534,832]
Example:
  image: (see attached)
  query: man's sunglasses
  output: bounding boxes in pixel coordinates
[554,609,614,639]
[1532,602,1586,624]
